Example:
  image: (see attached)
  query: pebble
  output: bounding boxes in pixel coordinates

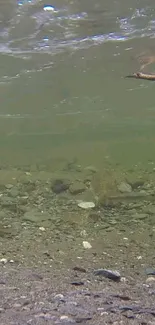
[43,5,56,12]
[54,294,64,300]
[22,209,51,223]
[51,179,70,194]
[144,206,155,215]
[8,188,19,198]
[78,201,95,209]
[73,266,86,273]
[145,268,155,275]
[118,182,132,193]
[71,281,84,286]
[0,258,8,264]
[39,227,46,231]
[146,277,155,283]
[84,165,98,173]
[5,184,13,189]
[69,181,86,195]
[132,213,148,220]
[82,241,92,249]
[93,269,121,281]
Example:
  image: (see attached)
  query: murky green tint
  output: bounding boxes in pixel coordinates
[0,1,155,172]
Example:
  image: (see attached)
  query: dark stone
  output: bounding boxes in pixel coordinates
[51,179,70,194]
[93,268,121,281]
[73,266,86,273]
[71,281,84,286]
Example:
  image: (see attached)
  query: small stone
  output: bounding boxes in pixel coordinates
[73,266,86,273]
[78,201,95,209]
[22,209,51,223]
[88,212,100,222]
[60,315,70,320]
[146,277,155,283]
[69,181,86,195]
[51,179,70,194]
[8,188,19,198]
[145,268,155,275]
[144,206,155,215]
[83,241,92,249]
[93,269,121,281]
[0,211,7,219]
[54,294,64,300]
[71,281,84,286]
[132,213,148,220]
[5,184,13,189]
[84,166,98,173]
[0,258,8,264]
[118,182,132,193]
[39,227,46,231]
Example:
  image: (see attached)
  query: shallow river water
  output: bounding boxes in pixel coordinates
[1,3,155,324]
[1,0,155,279]
[0,0,155,169]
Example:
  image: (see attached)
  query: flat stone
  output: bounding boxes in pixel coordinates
[78,201,95,209]
[69,181,86,195]
[118,182,132,193]
[51,179,70,194]
[132,213,148,220]
[93,269,121,281]
[83,241,92,249]
[22,209,51,223]
[84,165,98,173]
[8,188,19,198]
[144,206,155,215]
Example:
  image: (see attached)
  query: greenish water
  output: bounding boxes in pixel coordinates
[0,0,155,171]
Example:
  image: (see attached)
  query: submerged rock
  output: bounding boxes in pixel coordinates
[118,182,132,193]
[83,241,92,249]
[51,179,70,194]
[93,269,121,281]
[22,209,51,223]
[78,201,95,209]
[69,181,86,195]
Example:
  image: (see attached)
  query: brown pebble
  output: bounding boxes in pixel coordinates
[73,266,86,273]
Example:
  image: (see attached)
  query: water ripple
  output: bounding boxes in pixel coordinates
[0,1,154,55]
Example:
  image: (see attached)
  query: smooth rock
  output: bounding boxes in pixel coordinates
[118,182,132,193]
[51,179,70,194]
[146,277,155,283]
[78,201,95,209]
[84,165,98,173]
[145,268,155,275]
[83,241,92,249]
[22,209,51,223]
[132,213,148,220]
[69,181,86,195]
[144,206,155,215]
[93,269,121,281]
[8,188,19,198]
[5,184,13,189]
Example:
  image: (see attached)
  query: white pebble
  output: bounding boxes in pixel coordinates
[39,227,46,232]
[0,258,8,264]
[43,5,55,11]
[83,241,92,249]
[60,315,69,320]
[78,201,95,209]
